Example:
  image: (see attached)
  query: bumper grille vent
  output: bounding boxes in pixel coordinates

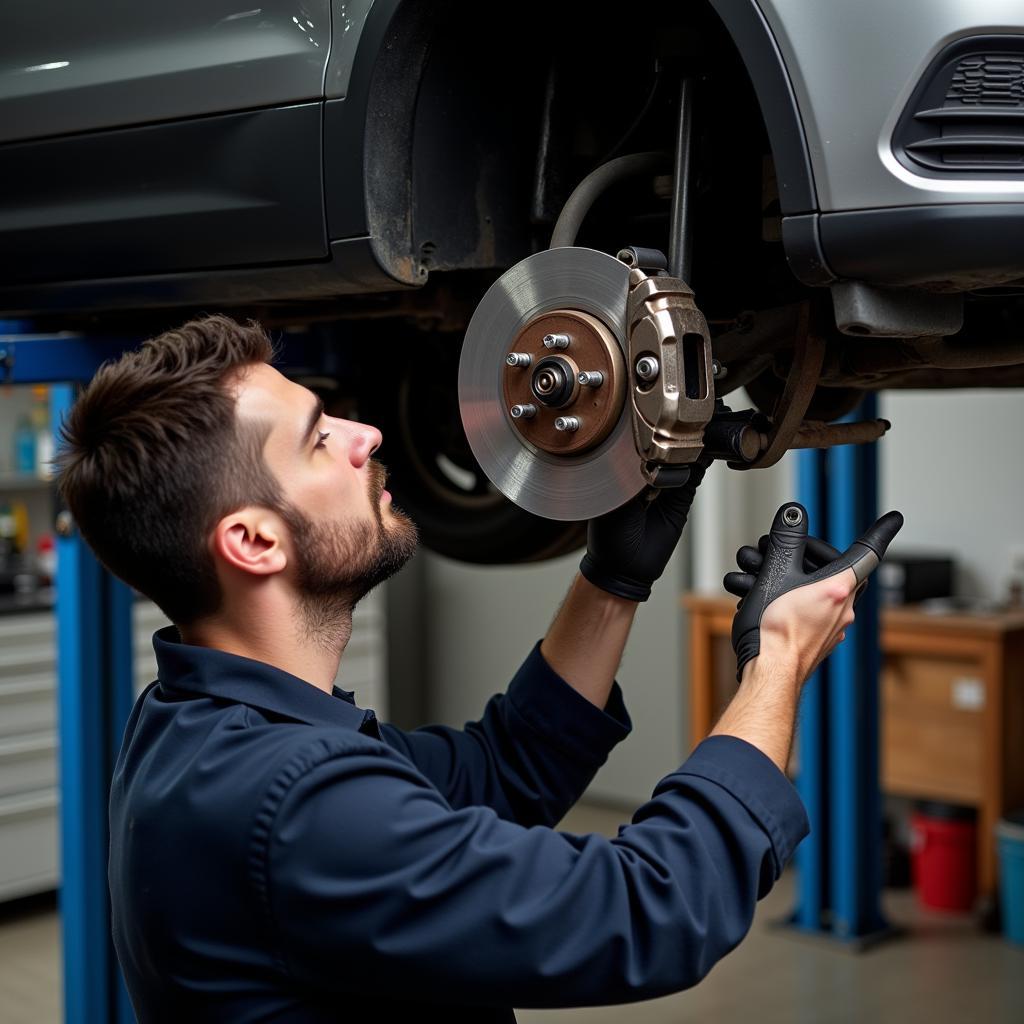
[894,37,1024,177]
[947,53,1024,106]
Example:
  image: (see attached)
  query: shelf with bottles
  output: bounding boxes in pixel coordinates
[0,385,56,608]
[0,472,53,493]
[0,496,55,601]
[9,384,55,481]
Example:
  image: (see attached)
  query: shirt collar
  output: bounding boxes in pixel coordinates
[152,626,379,737]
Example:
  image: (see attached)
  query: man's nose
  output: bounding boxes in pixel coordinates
[349,423,383,467]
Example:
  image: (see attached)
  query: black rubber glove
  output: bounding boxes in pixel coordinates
[580,456,712,602]
[723,501,904,681]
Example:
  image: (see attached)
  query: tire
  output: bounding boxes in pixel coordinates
[362,333,586,564]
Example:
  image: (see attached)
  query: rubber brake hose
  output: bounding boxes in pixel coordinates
[549,151,668,249]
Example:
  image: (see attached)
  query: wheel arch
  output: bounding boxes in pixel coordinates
[328,0,819,294]
[706,0,818,216]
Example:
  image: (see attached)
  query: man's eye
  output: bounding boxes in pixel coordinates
[314,431,331,450]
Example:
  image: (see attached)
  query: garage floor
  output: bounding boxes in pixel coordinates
[0,891,60,1024]
[1,801,1021,1024]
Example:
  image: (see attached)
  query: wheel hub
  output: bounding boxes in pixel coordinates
[501,309,626,457]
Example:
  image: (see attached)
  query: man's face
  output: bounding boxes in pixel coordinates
[234,363,418,615]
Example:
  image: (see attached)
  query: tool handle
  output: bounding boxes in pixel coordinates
[725,502,904,681]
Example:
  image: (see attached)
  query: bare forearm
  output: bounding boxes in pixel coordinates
[540,574,639,710]
[709,655,801,773]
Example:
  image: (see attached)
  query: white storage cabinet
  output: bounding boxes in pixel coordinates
[0,592,387,902]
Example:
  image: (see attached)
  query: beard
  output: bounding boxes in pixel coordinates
[281,460,418,652]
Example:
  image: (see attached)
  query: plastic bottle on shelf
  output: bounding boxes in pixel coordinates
[30,385,54,478]
[36,534,56,586]
[13,414,36,474]
[0,500,16,564]
[10,499,28,554]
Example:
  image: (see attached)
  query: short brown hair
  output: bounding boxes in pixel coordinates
[56,315,284,625]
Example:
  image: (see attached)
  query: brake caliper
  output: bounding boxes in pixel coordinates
[625,267,715,486]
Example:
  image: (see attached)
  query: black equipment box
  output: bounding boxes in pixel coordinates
[877,553,955,606]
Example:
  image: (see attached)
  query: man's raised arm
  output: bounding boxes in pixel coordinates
[381,460,712,823]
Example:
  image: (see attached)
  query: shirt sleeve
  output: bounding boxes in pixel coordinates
[376,641,631,827]
[255,732,809,1009]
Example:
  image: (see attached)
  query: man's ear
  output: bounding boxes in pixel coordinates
[212,508,288,577]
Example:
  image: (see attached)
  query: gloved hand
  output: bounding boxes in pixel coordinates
[579,456,712,601]
[724,501,903,681]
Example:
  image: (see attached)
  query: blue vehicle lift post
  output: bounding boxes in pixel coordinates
[2,328,141,1024]
[791,394,891,946]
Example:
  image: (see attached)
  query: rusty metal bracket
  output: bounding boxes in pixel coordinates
[732,303,825,470]
[626,267,716,486]
[790,418,891,450]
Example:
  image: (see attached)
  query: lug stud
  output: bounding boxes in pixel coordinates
[506,352,532,367]
[554,416,580,432]
[543,333,571,350]
[510,404,537,420]
[577,370,604,387]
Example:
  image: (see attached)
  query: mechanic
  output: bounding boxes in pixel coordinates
[55,315,902,1022]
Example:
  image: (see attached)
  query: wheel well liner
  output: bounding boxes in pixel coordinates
[707,0,817,215]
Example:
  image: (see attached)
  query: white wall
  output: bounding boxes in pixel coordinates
[421,543,690,806]
[691,447,796,594]
[693,389,1024,603]
[879,389,1024,603]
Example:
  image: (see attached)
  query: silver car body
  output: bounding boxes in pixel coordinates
[5,0,1020,208]
[760,0,1024,209]
[0,0,372,142]
[0,0,1022,314]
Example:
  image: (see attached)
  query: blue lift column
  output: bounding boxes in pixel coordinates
[1,329,140,1024]
[791,394,890,945]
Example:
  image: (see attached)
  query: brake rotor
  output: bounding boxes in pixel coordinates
[458,247,646,522]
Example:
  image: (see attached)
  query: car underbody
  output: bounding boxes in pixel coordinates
[3,0,1023,560]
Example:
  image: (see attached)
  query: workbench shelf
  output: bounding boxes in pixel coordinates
[0,472,51,493]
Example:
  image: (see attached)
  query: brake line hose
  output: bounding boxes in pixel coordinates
[549,151,669,249]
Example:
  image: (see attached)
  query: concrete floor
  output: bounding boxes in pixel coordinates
[520,803,1024,1023]
[0,891,61,1024]
[1,801,1021,1023]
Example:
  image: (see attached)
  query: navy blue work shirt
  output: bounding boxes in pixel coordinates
[109,626,808,1022]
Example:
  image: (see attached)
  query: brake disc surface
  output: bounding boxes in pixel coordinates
[458,247,646,521]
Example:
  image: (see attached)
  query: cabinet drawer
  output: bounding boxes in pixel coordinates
[0,789,59,901]
[0,612,53,646]
[881,654,986,804]
[0,733,57,797]
[0,637,56,680]
[0,675,56,738]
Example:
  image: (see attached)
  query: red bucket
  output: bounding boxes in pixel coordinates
[910,802,977,912]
